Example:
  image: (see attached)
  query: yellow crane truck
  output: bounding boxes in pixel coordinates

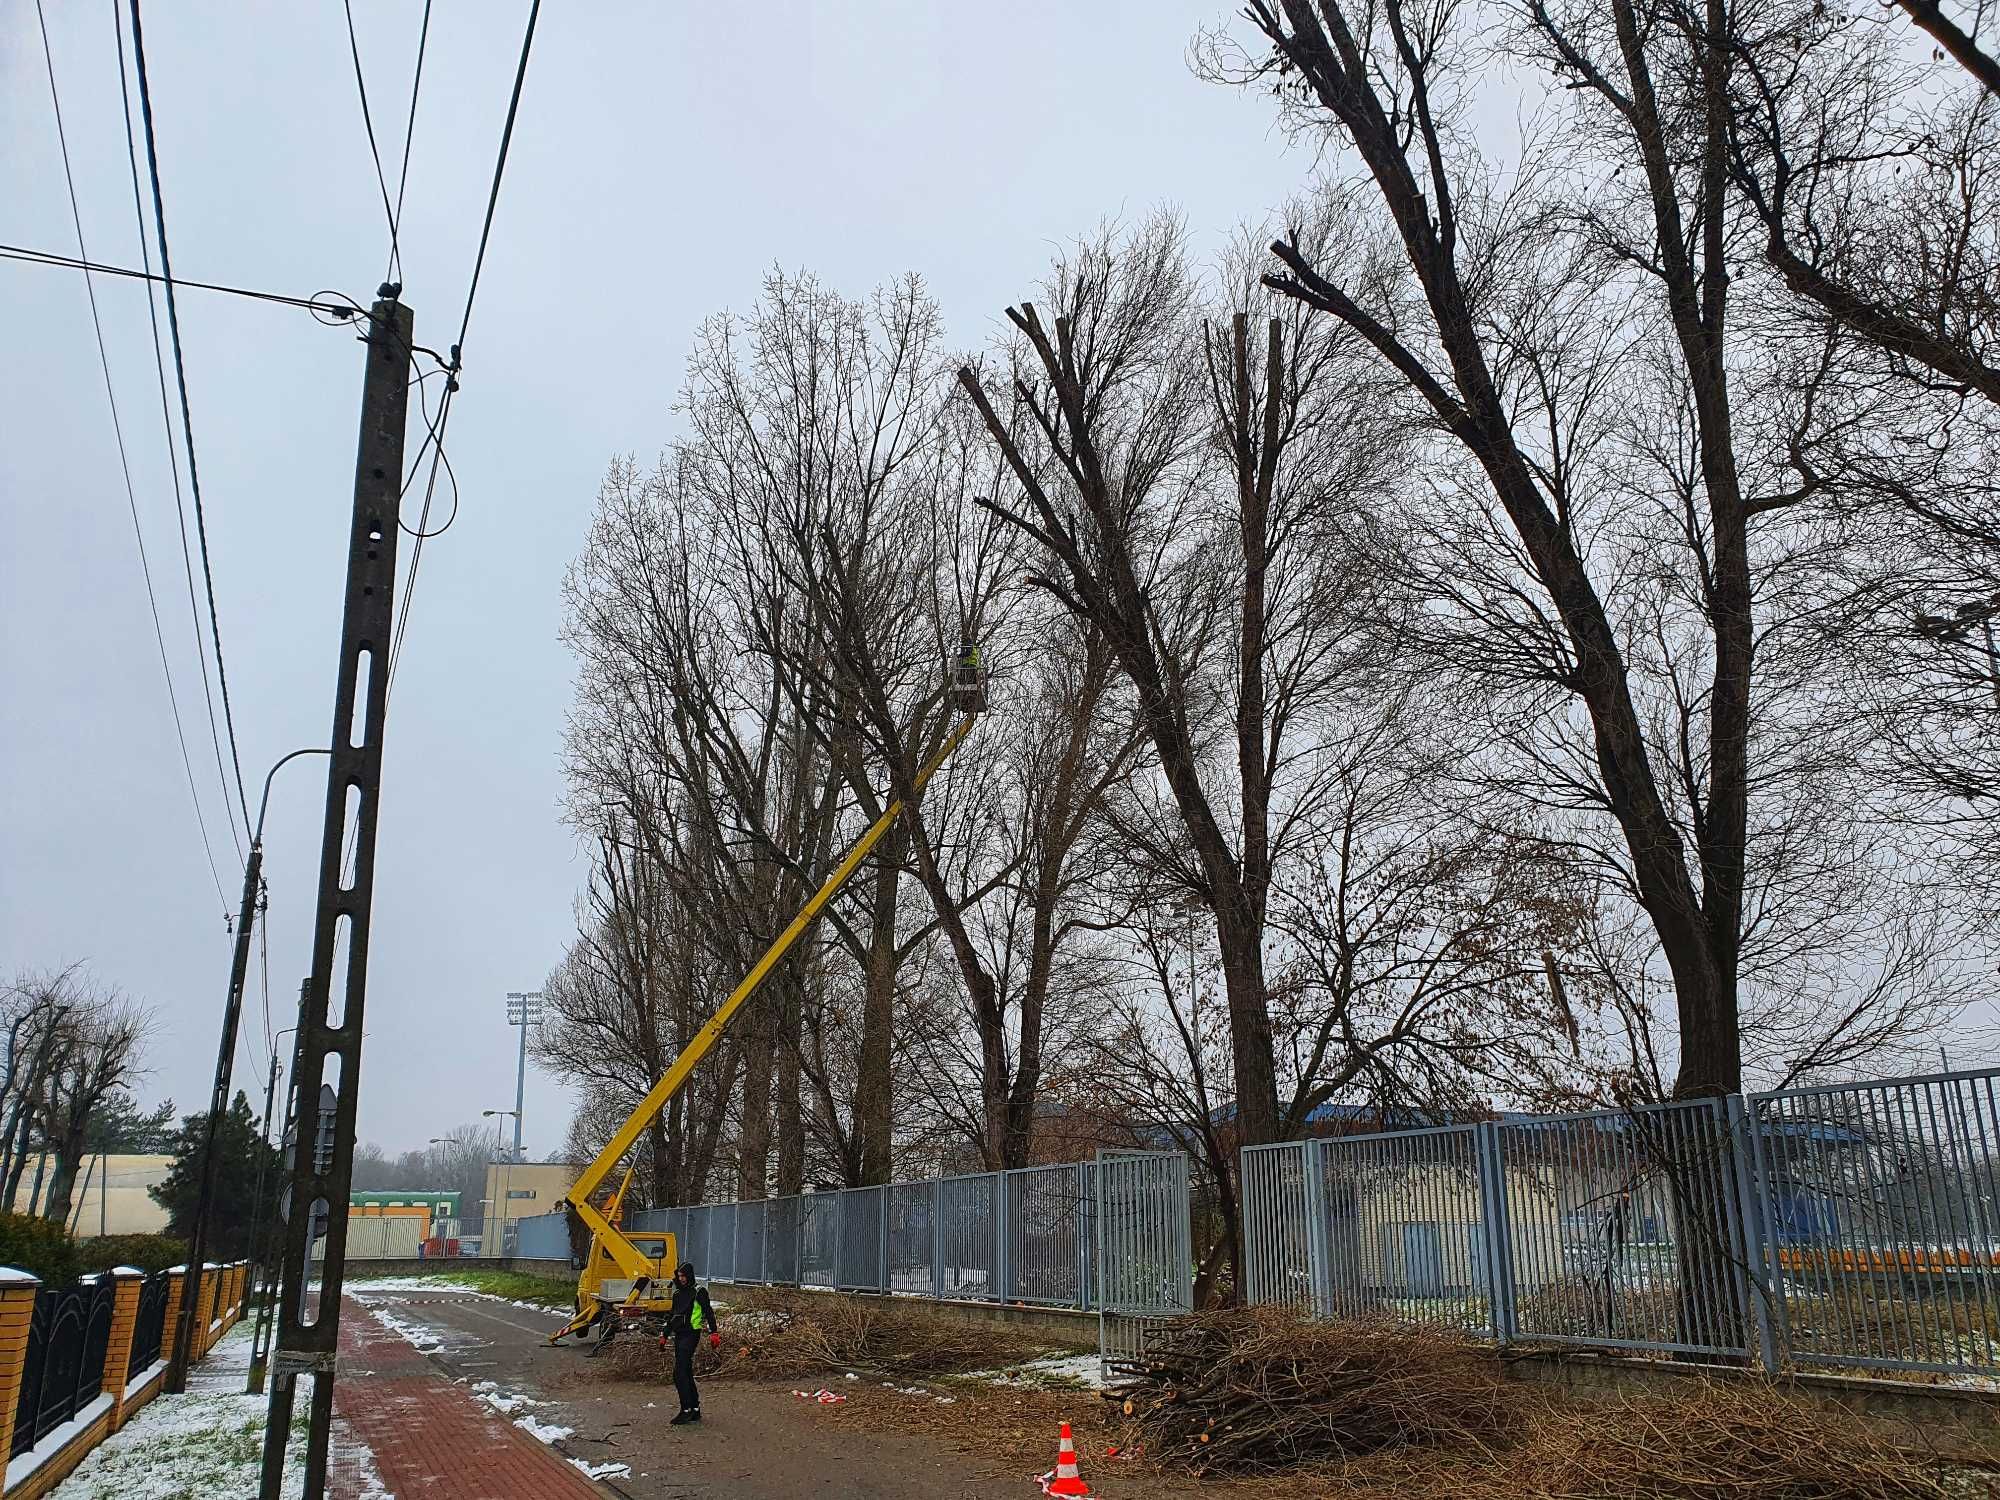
[547,646,985,1347]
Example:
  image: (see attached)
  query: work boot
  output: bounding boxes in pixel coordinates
[670,1409,695,1426]
[688,1407,702,1423]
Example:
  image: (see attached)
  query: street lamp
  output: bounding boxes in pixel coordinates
[503,992,541,1163]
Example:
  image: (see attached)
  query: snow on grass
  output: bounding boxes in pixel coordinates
[345,1275,568,1319]
[48,1324,392,1500]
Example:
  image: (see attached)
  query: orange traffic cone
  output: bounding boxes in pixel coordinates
[1043,1422,1091,1497]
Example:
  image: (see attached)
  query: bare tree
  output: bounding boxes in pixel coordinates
[956,217,1413,1148]
[0,967,151,1222]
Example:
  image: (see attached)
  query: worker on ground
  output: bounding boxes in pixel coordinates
[667,1261,719,1425]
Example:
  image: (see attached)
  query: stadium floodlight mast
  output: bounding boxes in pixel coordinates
[503,991,542,1162]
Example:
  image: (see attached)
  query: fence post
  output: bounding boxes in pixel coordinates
[760,1200,770,1286]
[878,1188,891,1295]
[831,1191,845,1291]
[1076,1162,1091,1311]
[196,1263,220,1356]
[1299,1139,1334,1319]
[105,1268,145,1430]
[993,1171,1010,1304]
[1473,1123,1517,1344]
[932,1180,945,1300]
[1724,1094,1782,1372]
[159,1267,187,1368]
[0,1270,40,1465]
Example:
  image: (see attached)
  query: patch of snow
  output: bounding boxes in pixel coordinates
[331,1428,396,1500]
[470,1381,543,1418]
[570,1458,631,1480]
[965,1353,1104,1390]
[341,1276,472,1294]
[0,1268,40,1285]
[363,1305,443,1353]
[344,1278,567,1320]
[9,1393,116,1489]
[513,1414,574,1444]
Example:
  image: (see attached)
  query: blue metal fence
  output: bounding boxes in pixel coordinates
[1240,1066,2000,1378]
[628,1161,1115,1308]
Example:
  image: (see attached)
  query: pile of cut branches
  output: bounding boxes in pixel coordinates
[1107,1310,1517,1476]
[1515,1384,1988,1500]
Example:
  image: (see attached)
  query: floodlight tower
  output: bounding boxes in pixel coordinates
[503,991,542,1162]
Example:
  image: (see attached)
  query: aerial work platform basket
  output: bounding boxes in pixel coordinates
[951,638,987,714]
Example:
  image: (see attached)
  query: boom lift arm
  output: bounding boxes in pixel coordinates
[551,699,979,1340]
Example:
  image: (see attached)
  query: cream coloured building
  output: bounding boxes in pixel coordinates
[4,1154,173,1235]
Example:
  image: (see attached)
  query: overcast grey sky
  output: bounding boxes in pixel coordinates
[0,1,1312,1156]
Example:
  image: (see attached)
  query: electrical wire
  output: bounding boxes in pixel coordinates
[390,1,433,268]
[33,0,230,914]
[341,0,402,284]
[0,243,360,317]
[112,6,245,866]
[125,0,255,841]
[399,363,460,538]
[385,0,540,695]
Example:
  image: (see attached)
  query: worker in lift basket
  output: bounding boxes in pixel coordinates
[667,1261,720,1425]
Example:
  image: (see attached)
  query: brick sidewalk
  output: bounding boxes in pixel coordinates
[330,1297,600,1498]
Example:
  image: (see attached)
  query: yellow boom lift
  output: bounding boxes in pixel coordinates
[548,644,986,1346]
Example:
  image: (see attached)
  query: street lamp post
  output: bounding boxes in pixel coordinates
[503,992,541,1163]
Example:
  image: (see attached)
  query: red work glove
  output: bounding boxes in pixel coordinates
[708,1332,720,1350]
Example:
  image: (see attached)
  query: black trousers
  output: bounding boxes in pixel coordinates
[672,1331,699,1412]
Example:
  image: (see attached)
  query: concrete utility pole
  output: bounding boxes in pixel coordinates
[245,1011,299,1395]
[163,836,261,1395]
[258,289,413,1500]
[504,991,540,1161]
[169,746,325,1396]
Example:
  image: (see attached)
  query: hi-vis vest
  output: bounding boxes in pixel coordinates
[689,1298,705,1331]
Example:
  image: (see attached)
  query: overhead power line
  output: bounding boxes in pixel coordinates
[33,0,230,912]
[127,0,255,839]
[0,243,363,317]
[391,2,435,262]
[111,3,241,863]
[387,0,541,693]
[341,0,402,284]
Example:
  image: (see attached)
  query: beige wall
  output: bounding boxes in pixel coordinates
[481,1160,581,1238]
[4,1155,172,1235]
[1329,1163,1566,1294]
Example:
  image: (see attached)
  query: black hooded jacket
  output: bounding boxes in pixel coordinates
[667,1276,716,1341]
